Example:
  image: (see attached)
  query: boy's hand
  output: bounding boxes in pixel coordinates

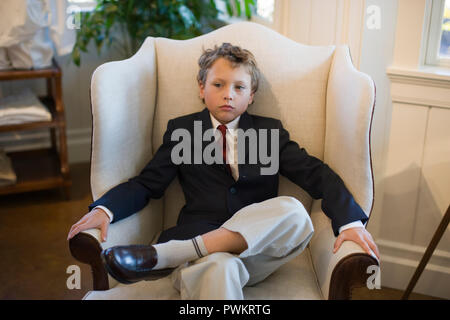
[67,208,110,242]
[333,227,380,260]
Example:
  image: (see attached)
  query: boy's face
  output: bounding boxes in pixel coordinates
[199,57,254,125]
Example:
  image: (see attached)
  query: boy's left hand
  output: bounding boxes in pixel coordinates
[333,227,380,260]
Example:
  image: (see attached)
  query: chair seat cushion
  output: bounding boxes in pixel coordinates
[243,248,323,299]
[83,248,323,300]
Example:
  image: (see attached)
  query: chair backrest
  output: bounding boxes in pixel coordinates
[151,22,336,229]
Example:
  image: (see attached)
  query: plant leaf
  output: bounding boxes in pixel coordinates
[223,0,234,16]
[71,0,253,66]
[234,0,241,17]
[244,0,255,19]
[72,46,80,66]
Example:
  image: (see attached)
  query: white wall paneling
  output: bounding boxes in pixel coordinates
[383,66,450,298]
[277,0,365,68]
[414,107,450,250]
[391,0,428,68]
[380,102,429,244]
[378,238,450,298]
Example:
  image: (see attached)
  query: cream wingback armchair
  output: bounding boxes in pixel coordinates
[69,22,378,300]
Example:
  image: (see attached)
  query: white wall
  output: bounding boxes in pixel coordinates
[359,0,398,245]
[274,0,366,68]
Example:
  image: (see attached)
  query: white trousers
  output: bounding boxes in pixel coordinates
[170,196,314,299]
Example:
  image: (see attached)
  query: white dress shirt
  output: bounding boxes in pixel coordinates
[209,113,240,182]
[96,113,363,232]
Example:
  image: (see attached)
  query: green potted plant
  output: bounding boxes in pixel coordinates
[72,0,255,66]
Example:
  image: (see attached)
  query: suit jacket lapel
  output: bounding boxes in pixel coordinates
[198,108,213,158]
[236,111,259,180]
[197,107,213,131]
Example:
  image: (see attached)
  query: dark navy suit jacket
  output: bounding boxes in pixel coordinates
[89,108,368,242]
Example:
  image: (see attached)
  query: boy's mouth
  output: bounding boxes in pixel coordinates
[220,105,234,110]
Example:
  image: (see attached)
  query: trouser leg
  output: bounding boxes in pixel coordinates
[221,196,314,286]
[172,196,314,298]
[171,252,249,300]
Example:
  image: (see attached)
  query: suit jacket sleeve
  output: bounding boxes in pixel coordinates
[277,120,368,236]
[88,120,178,223]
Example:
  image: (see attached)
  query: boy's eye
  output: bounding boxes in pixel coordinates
[212,83,245,90]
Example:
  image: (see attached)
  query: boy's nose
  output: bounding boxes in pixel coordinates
[223,88,233,101]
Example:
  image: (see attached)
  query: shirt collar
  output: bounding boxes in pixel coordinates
[210,113,240,130]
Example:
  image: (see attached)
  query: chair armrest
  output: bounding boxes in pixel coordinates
[309,201,379,299]
[69,199,164,290]
[69,232,108,290]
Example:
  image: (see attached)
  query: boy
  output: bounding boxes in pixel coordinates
[68,43,379,299]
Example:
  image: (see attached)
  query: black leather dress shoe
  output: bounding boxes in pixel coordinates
[101,245,174,284]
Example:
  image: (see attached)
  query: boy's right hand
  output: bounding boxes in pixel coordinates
[67,208,110,242]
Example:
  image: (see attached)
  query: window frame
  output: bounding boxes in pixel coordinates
[423,0,450,68]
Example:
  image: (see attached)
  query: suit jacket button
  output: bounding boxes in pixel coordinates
[230,187,237,194]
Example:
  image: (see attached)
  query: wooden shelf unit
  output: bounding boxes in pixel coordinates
[0,59,71,198]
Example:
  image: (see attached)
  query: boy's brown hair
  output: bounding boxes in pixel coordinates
[197,42,260,95]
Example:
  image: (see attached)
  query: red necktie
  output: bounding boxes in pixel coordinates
[217,124,231,174]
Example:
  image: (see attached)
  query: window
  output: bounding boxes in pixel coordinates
[424,0,450,68]
[256,0,275,23]
[216,0,276,28]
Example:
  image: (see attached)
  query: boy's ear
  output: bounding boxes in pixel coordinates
[249,91,255,105]
[198,81,205,99]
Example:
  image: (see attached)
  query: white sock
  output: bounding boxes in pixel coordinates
[153,236,209,269]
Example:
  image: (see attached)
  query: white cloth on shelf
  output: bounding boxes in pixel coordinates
[0,0,54,69]
[0,0,50,48]
[0,48,12,70]
[0,149,17,186]
[0,88,52,125]
[5,28,54,70]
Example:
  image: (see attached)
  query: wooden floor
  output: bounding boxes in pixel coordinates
[0,162,442,300]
